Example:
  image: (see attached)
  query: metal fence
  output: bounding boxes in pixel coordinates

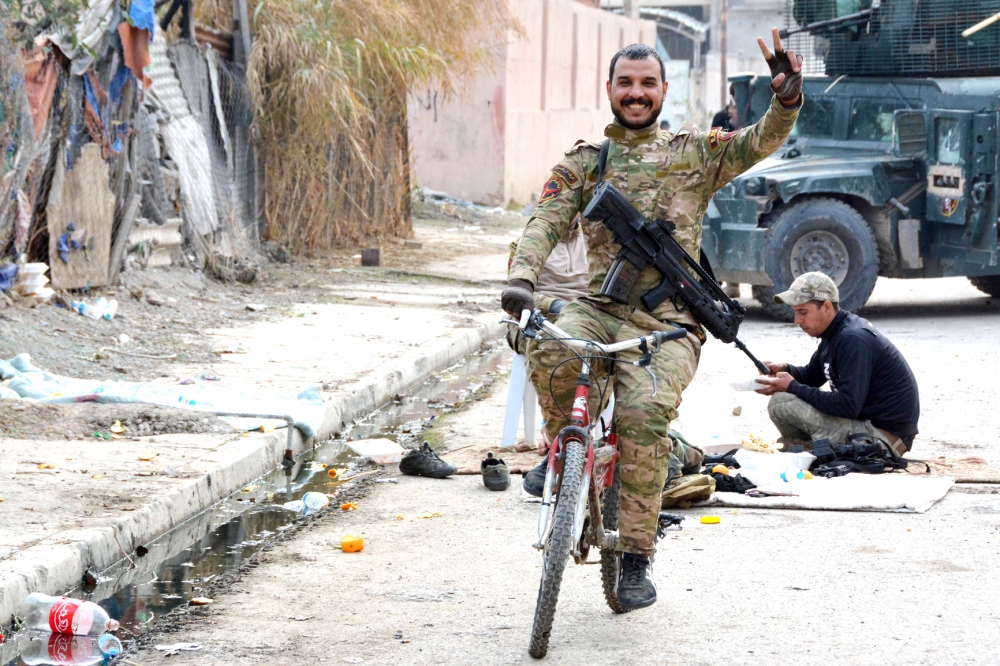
[784,0,1000,77]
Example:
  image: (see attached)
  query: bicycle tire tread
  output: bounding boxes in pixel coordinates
[528,439,586,659]
[600,465,630,614]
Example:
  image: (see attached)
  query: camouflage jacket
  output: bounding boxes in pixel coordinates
[509,95,801,328]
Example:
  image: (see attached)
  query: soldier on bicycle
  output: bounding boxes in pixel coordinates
[502,29,803,610]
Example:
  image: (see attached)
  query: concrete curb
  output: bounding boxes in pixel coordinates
[0,319,505,626]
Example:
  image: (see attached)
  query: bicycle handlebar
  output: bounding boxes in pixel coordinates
[501,309,688,355]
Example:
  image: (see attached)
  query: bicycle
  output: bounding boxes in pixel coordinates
[501,308,688,659]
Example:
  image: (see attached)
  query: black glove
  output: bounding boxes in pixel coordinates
[764,48,802,107]
[548,299,567,314]
[501,279,535,316]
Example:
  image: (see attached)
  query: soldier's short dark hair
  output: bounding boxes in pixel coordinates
[609,44,665,84]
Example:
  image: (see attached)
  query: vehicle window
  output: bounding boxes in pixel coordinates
[936,118,961,164]
[790,98,837,138]
[848,100,908,142]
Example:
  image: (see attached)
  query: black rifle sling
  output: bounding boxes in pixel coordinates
[596,139,610,187]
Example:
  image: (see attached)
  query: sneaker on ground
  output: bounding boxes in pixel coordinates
[481,451,510,491]
[617,552,657,610]
[521,456,549,497]
[399,442,457,478]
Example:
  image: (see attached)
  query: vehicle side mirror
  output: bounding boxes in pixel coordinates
[893,111,927,157]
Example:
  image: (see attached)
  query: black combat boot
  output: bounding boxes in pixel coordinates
[521,456,549,497]
[617,552,657,610]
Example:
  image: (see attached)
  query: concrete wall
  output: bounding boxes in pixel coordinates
[407,0,654,206]
[504,0,656,204]
[408,56,508,205]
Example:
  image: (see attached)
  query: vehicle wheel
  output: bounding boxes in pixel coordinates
[969,275,1000,297]
[752,197,879,321]
[528,439,586,659]
[598,464,630,614]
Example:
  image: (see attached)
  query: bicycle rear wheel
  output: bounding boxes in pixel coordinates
[528,439,586,659]
[600,464,630,614]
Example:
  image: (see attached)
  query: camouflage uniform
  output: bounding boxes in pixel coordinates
[509,96,800,556]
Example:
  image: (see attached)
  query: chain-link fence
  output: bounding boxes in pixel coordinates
[785,0,1000,77]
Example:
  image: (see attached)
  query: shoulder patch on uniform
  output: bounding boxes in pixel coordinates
[538,177,563,204]
[564,139,601,156]
[551,164,579,186]
[707,126,738,151]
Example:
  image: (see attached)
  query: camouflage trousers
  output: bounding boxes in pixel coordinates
[529,297,702,557]
[767,393,908,456]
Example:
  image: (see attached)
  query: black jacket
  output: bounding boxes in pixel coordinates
[787,310,920,445]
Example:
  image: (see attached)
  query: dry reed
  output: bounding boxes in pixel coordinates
[198,0,516,251]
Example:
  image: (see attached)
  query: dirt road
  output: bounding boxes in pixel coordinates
[131,277,1000,666]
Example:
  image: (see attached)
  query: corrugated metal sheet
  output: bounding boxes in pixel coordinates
[147,32,190,119]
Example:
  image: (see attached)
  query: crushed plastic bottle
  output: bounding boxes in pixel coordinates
[20,633,122,665]
[24,593,120,635]
[69,297,117,321]
[281,491,330,516]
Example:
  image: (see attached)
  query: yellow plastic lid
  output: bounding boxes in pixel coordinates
[700,515,721,524]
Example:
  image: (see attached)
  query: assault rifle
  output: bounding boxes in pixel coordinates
[582,180,769,375]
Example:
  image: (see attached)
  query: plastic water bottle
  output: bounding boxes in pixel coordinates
[102,299,118,321]
[20,633,122,665]
[24,593,120,635]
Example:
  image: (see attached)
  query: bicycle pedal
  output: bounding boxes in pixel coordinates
[656,512,684,539]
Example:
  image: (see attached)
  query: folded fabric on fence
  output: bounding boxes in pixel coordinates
[0,353,325,437]
[700,474,955,514]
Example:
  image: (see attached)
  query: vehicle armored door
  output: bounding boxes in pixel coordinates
[925,112,972,226]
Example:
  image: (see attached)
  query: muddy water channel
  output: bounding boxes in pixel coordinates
[1,345,510,665]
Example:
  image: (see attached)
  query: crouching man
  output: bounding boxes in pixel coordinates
[754,272,920,456]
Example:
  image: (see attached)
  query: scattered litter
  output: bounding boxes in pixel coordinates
[376,478,398,484]
[0,264,17,291]
[110,420,125,434]
[37,463,56,469]
[417,512,443,519]
[732,406,742,416]
[395,514,404,520]
[93,432,110,440]
[700,516,721,524]
[393,630,403,639]
[91,474,103,479]
[201,374,219,381]
[117,334,131,346]
[212,346,247,354]
[346,438,404,464]
[245,303,267,312]
[288,615,312,621]
[24,593,119,634]
[0,353,326,437]
[71,296,118,320]
[15,263,54,304]
[282,491,330,516]
[188,597,213,606]
[341,502,358,511]
[137,452,156,461]
[339,534,365,552]
[155,643,202,651]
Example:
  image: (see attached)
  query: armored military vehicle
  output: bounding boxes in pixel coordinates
[703,0,1000,318]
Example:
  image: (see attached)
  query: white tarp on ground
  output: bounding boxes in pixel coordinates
[700,474,955,514]
[0,354,325,437]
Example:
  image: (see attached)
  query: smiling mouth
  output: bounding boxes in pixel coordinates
[624,101,650,111]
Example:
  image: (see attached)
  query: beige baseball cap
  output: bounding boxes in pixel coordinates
[774,271,839,306]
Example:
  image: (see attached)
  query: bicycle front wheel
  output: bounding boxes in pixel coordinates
[528,438,586,659]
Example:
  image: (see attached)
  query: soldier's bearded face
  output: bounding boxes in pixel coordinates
[607,57,667,130]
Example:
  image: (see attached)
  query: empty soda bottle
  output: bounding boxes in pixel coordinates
[24,594,120,635]
[20,633,122,665]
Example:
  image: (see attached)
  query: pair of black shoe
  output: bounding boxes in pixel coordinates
[522,457,656,610]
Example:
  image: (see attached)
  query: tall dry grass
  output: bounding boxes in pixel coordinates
[199,0,516,251]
